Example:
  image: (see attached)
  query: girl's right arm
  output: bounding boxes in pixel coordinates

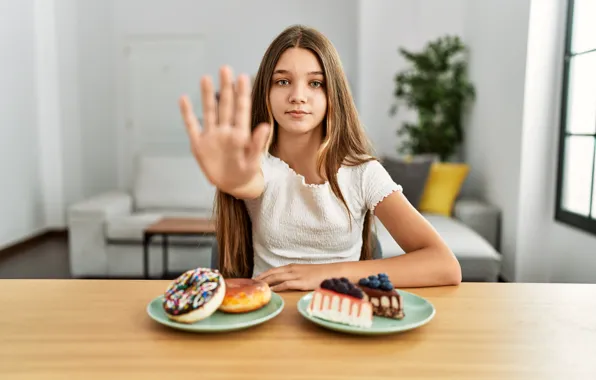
[179,65,270,200]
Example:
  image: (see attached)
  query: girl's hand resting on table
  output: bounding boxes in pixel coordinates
[255,263,342,292]
[179,66,271,196]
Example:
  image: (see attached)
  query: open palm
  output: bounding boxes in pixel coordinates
[179,66,270,194]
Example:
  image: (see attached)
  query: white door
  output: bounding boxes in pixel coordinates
[119,36,206,188]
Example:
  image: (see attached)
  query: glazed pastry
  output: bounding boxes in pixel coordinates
[218,278,272,313]
[307,277,373,328]
[162,268,226,323]
[358,273,405,319]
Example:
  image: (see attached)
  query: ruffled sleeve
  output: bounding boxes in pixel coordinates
[361,160,403,211]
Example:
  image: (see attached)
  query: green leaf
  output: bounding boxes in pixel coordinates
[390,34,475,161]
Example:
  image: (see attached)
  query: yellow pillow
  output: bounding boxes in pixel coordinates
[419,162,470,217]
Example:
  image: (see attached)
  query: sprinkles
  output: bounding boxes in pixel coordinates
[162,268,223,316]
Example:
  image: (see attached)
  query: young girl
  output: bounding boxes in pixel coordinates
[179,25,461,291]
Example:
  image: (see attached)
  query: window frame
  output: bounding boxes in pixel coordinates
[554,0,596,235]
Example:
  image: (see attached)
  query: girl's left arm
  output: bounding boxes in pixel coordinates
[340,190,462,288]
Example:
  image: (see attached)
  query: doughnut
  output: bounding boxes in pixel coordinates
[218,278,272,313]
[162,268,226,323]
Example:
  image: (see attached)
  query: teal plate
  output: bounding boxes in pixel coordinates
[297,290,435,335]
[147,292,284,333]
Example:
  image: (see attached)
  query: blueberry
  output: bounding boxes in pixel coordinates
[368,279,381,289]
[321,279,334,290]
[336,282,349,294]
[348,287,364,299]
[378,273,388,279]
[358,278,369,286]
[340,277,350,283]
[368,275,377,281]
[380,281,394,291]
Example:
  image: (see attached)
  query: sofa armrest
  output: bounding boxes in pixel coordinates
[453,198,500,250]
[67,191,133,277]
[68,191,133,219]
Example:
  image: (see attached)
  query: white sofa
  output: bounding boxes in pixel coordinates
[67,155,502,281]
[68,155,217,278]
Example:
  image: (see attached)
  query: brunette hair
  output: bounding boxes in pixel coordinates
[215,25,377,278]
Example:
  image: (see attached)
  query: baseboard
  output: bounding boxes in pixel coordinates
[0,228,67,260]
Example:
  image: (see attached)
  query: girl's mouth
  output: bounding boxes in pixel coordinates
[287,110,309,118]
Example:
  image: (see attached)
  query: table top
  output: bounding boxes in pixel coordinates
[145,217,215,234]
[1,280,595,379]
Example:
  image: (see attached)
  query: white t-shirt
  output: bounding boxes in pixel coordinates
[244,153,402,277]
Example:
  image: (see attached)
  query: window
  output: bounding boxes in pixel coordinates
[555,0,596,235]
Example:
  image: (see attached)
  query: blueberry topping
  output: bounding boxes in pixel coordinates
[337,282,350,294]
[378,273,388,279]
[368,275,377,281]
[348,287,364,299]
[321,279,334,290]
[368,279,381,289]
[380,281,394,291]
[320,277,367,298]
[358,278,369,286]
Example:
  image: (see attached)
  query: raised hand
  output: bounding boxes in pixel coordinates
[179,66,270,197]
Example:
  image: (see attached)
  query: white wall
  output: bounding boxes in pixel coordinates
[519,0,596,284]
[0,0,46,248]
[461,0,532,280]
[357,0,465,157]
[54,0,83,209]
[462,0,596,283]
[35,0,65,228]
[75,1,119,199]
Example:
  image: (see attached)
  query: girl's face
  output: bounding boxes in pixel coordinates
[269,48,327,136]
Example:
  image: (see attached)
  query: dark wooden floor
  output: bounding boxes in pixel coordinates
[0,233,70,279]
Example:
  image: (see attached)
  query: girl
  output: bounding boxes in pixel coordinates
[179,25,461,291]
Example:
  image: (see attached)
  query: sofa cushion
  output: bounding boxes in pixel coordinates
[374,214,501,281]
[105,212,214,244]
[132,155,216,211]
[380,155,434,209]
[419,163,470,217]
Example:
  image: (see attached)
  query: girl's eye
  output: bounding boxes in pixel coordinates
[276,79,289,86]
[310,81,324,88]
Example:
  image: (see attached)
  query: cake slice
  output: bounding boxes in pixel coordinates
[307,278,373,328]
[358,273,405,319]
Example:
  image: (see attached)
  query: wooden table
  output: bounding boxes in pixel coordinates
[143,218,215,279]
[1,280,595,379]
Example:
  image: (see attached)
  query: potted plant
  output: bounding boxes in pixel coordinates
[389,35,476,162]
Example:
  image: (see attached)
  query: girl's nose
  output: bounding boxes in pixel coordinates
[289,84,307,104]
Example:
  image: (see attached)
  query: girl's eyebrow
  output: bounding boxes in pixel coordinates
[273,69,324,76]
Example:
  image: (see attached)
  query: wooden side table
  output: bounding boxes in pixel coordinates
[143,218,215,279]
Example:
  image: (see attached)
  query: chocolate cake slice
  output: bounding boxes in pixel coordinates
[357,273,405,319]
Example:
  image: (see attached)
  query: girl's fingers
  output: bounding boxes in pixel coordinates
[218,66,234,126]
[201,76,217,132]
[248,122,271,162]
[271,280,301,292]
[179,95,202,146]
[258,271,297,286]
[234,74,251,132]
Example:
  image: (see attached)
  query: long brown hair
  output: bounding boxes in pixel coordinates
[215,25,377,278]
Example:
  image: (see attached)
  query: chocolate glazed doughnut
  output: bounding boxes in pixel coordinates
[218,278,272,313]
[162,268,226,323]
